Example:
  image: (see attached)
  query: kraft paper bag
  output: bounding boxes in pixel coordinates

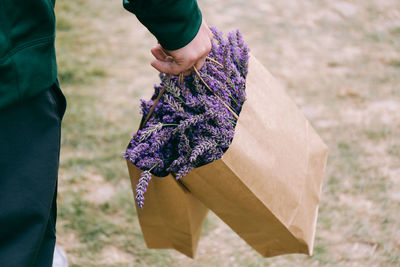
[180,56,328,257]
[127,161,208,258]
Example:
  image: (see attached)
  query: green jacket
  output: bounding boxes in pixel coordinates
[0,0,202,110]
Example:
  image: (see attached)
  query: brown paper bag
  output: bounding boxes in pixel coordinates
[180,56,328,257]
[127,161,208,258]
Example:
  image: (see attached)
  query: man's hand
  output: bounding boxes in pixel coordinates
[150,20,213,76]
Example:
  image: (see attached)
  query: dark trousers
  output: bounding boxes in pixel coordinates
[0,82,66,267]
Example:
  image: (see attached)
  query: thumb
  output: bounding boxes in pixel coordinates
[151,45,173,62]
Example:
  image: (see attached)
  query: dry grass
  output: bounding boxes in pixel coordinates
[55,0,400,266]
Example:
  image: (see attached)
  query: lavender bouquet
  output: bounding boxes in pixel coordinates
[124,28,249,208]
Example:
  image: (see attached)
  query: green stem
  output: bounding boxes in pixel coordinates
[229,95,240,108]
[226,117,237,125]
[148,161,159,172]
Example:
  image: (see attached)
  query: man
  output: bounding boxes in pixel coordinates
[0,0,212,266]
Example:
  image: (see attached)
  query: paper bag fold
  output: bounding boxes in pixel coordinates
[180,56,328,257]
[127,161,208,258]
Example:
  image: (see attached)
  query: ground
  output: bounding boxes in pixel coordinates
[55,0,400,266]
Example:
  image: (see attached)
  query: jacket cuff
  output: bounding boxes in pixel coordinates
[123,0,202,50]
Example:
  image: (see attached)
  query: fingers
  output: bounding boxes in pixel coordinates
[151,44,192,75]
[181,69,193,76]
[151,59,181,75]
[151,54,206,76]
[151,45,173,62]
[194,54,207,72]
[151,49,196,75]
[150,19,213,76]
[151,46,209,75]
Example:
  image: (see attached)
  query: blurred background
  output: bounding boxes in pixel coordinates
[55,0,400,266]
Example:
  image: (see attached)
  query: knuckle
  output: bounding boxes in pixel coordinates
[188,53,197,63]
[170,67,181,75]
[201,46,211,58]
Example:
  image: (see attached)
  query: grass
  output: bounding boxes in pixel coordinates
[55,0,400,266]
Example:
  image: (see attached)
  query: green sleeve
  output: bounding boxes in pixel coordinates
[123,0,202,50]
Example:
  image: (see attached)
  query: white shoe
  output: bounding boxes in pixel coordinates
[52,244,69,267]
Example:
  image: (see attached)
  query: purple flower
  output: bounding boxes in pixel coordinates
[190,136,217,163]
[174,114,206,134]
[163,94,185,114]
[135,171,151,208]
[124,27,250,207]
[175,164,194,180]
[138,122,163,142]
